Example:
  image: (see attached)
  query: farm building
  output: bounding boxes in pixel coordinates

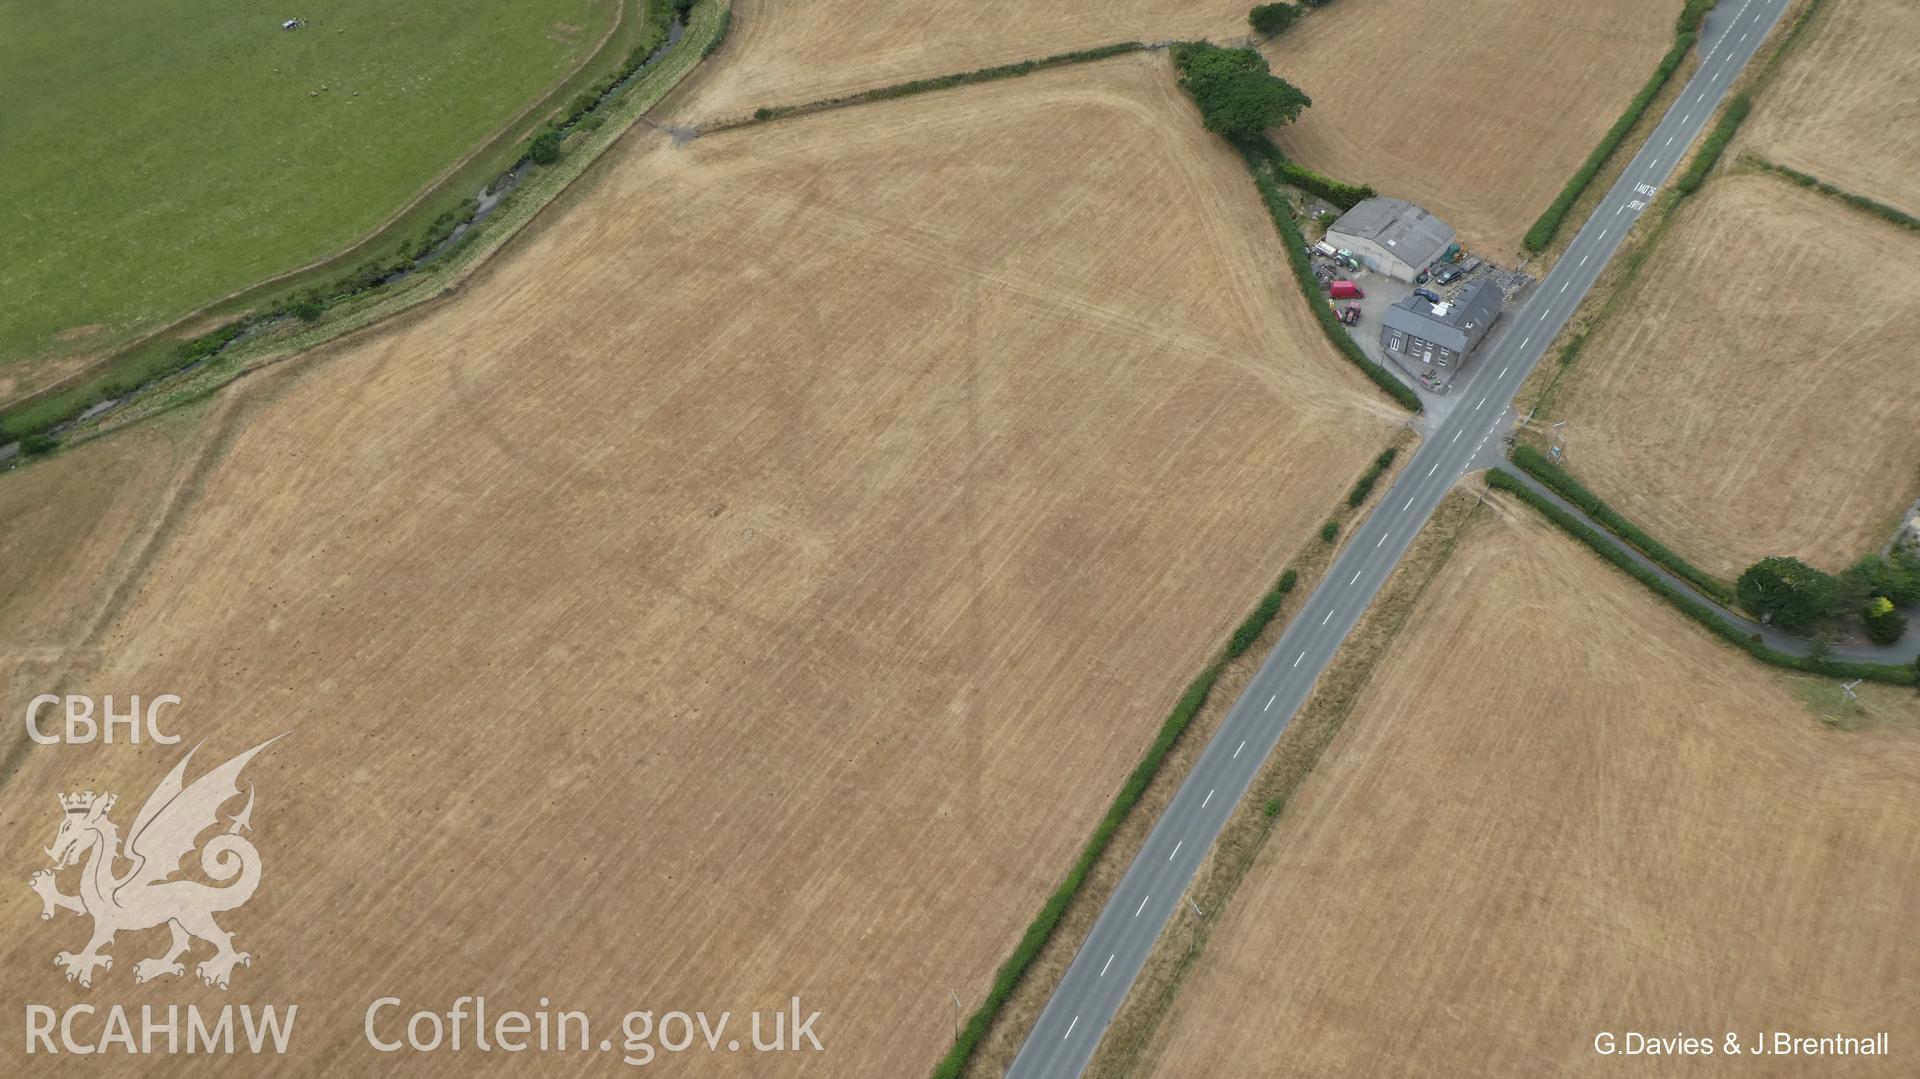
[1323,197,1455,283]
[1380,279,1501,382]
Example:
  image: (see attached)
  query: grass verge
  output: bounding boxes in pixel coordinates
[1522,0,1716,253]
[1487,471,1914,685]
[1088,488,1486,1078]
[947,431,1416,1078]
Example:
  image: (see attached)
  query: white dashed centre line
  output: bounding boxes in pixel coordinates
[1560,281,1570,293]
[1580,254,1589,266]
[1376,531,1388,548]
[1264,693,1275,711]
[1101,954,1115,977]
[1500,366,1510,377]
[1201,788,1214,808]
[1427,461,1439,477]
[1322,608,1334,625]
[1475,397,1486,411]
[1066,1016,1080,1039]
[1294,650,1307,667]
[1666,135,1675,146]
[1349,569,1362,585]
[1403,495,1415,511]
[1168,841,1181,862]
[1233,741,1245,759]
[1136,895,1150,916]
[1452,430,1462,443]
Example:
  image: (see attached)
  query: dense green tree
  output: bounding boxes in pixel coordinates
[1171,43,1312,138]
[527,130,562,166]
[1863,596,1909,646]
[1839,553,1920,609]
[1735,556,1837,633]
[1249,3,1301,36]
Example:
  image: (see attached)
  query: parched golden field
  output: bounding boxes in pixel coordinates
[1139,501,1920,1079]
[1744,0,1920,212]
[1261,0,1676,261]
[1548,173,1920,576]
[0,56,1395,1075]
[663,0,1250,120]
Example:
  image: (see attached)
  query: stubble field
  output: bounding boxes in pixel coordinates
[0,55,1395,1075]
[1743,0,1920,212]
[663,0,1250,121]
[1546,173,1920,576]
[1137,500,1920,1079]
[1260,0,1677,261]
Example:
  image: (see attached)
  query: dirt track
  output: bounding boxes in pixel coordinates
[1,56,1393,1076]
[1138,499,1920,1078]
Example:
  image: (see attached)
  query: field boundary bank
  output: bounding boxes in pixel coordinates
[941,438,1416,1079]
[1086,490,1486,1079]
[701,41,1151,133]
[1487,468,1918,681]
[2,0,642,422]
[2,0,730,466]
[1744,155,1920,232]
[1521,0,1717,253]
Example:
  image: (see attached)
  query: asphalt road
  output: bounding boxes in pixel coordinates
[1006,2,1792,1074]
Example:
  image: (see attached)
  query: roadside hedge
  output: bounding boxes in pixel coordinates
[1675,93,1749,195]
[929,562,1300,1077]
[1752,158,1920,232]
[1510,443,1733,604]
[1488,471,1914,685]
[1235,140,1421,411]
[1347,447,1398,507]
[1523,30,1697,252]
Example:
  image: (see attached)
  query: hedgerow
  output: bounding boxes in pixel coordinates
[1488,471,1913,685]
[749,43,1145,124]
[1674,93,1749,194]
[930,559,1302,1077]
[1235,139,1421,411]
[1750,158,1920,232]
[1523,30,1697,252]
[1510,443,1732,604]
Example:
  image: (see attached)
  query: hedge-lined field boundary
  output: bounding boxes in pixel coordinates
[1748,157,1920,232]
[1509,443,1732,604]
[1236,138,1421,411]
[930,443,1405,1077]
[710,42,1147,130]
[1488,471,1914,685]
[1522,0,1716,252]
[1674,93,1750,194]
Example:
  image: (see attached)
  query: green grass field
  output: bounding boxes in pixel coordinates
[0,0,619,401]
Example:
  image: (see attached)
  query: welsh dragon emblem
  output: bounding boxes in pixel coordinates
[29,738,279,989]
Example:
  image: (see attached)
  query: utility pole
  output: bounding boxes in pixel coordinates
[948,991,963,1044]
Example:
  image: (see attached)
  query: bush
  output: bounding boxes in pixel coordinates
[1227,568,1301,659]
[1863,597,1908,646]
[1736,556,1837,634]
[290,299,324,322]
[19,433,58,457]
[1249,3,1301,37]
[1170,42,1311,139]
[1509,443,1732,604]
[1278,568,1298,593]
[1840,553,1920,609]
[1523,32,1695,252]
[526,130,562,166]
[1347,447,1398,507]
[1320,520,1339,543]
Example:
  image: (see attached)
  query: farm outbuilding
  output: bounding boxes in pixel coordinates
[1322,197,1456,283]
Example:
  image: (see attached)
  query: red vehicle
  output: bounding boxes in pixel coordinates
[1329,280,1364,299]
[1340,304,1361,326]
